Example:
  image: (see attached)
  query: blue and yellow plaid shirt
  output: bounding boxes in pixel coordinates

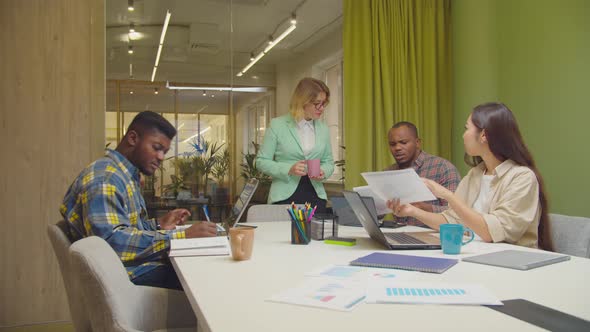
[60,149,185,280]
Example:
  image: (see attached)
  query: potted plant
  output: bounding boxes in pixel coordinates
[212,148,230,203]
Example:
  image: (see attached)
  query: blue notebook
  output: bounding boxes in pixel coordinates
[350,252,458,274]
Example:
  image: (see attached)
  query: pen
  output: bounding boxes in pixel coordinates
[308,205,317,221]
[203,205,211,222]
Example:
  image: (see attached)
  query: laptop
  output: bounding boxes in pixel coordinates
[225,178,259,228]
[179,178,258,233]
[462,250,571,270]
[343,191,441,249]
[331,196,384,227]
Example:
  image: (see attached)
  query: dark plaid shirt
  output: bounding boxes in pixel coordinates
[386,151,461,226]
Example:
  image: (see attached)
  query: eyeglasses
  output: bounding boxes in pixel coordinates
[311,101,328,110]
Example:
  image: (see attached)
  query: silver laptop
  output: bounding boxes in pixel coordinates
[226,178,259,227]
[181,178,258,234]
[343,191,441,249]
[462,250,571,270]
[331,196,383,227]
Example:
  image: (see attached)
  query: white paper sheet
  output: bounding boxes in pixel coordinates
[169,236,230,257]
[366,279,502,306]
[353,186,392,215]
[361,169,436,204]
[267,277,367,312]
[305,264,408,281]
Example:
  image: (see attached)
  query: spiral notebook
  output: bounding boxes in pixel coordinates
[350,252,458,274]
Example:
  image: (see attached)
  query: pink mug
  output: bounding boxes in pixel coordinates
[307,159,321,177]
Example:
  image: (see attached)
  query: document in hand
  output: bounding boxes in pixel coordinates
[361,169,436,204]
[352,186,392,215]
[169,236,230,257]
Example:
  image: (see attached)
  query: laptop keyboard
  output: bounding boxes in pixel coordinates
[385,232,426,244]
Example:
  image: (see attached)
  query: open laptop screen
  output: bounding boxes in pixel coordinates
[226,178,259,227]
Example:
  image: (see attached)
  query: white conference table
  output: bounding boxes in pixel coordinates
[171,223,590,332]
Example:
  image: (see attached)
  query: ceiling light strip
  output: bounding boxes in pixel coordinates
[165,82,268,93]
[237,23,296,77]
[263,24,296,53]
[151,10,171,82]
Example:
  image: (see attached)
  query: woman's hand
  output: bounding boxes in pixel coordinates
[386,198,417,217]
[158,209,191,230]
[423,178,452,200]
[289,160,307,176]
[309,169,325,181]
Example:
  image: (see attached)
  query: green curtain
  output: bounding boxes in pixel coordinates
[343,0,452,189]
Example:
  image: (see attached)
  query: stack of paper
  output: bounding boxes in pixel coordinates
[169,236,230,257]
[361,169,436,204]
[352,186,392,215]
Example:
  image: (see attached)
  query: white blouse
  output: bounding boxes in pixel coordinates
[296,119,315,157]
[472,174,494,214]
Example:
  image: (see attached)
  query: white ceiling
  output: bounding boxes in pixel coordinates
[106,0,343,86]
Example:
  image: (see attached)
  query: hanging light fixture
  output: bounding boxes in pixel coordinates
[236,12,297,77]
[151,10,172,82]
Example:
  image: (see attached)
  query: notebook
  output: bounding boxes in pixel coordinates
[462,250,571,270]
[350,252,458,274]
[169,236,230,257]
[343,191,441,249]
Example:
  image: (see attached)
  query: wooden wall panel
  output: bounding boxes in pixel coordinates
[0,0,104,326]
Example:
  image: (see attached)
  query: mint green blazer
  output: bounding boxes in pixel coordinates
[256,114,335,203]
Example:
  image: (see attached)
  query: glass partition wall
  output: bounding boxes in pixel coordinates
[106,0,342,210]
[106,80,241,202]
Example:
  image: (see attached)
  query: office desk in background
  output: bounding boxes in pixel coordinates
[171,223,590,332]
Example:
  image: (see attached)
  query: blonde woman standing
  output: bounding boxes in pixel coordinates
[256,78,335,212]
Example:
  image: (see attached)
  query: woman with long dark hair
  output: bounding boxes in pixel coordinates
[387,102,552,250]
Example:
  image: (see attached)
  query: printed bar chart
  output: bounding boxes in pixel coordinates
[366,281,502,305]
[386,287,467,297]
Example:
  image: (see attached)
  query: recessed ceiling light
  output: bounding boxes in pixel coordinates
[129,23,135,33]
[128,45,134,54]
[154,87,159,95]
[130,91,134,95]
[128,0,134,11]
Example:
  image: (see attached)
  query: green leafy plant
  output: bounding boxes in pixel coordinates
[162,174,188,198]
[240,142,271,184]
[212,148,230,187]
[169,140,225,198]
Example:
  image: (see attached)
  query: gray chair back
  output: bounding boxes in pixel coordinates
[549,213,590,258]
[247,204,304,222]
[47,221,91,332]
[69,236,196,332]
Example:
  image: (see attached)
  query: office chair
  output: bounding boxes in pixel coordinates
[69,236,197,332]
[47,221,92,332]
[246,204,300,222]
[549,213,590,258]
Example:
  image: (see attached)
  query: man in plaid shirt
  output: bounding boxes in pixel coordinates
[61,111,217,289]
[385,121,461,227]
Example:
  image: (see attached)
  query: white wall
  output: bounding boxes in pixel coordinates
[275,25,343,116]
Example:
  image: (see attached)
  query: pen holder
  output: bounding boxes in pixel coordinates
[311,213,338,240]
[291,220,311,245]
